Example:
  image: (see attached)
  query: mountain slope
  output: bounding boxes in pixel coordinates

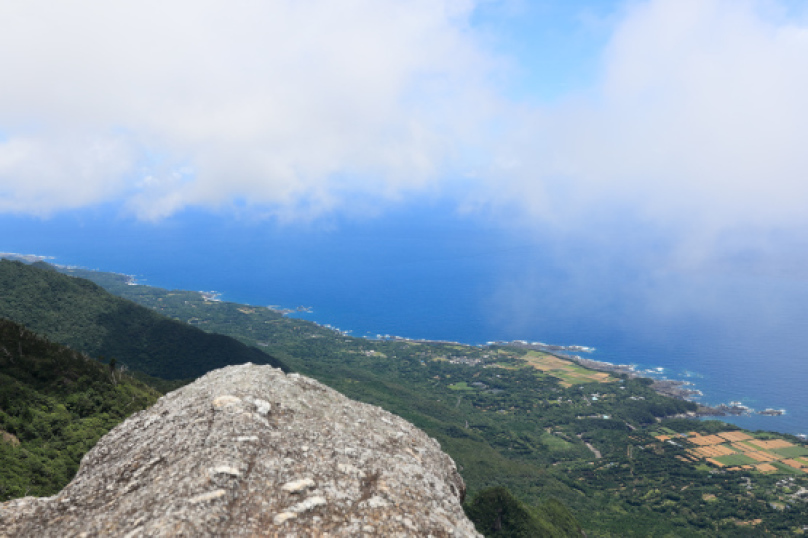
[0,260,289,379]
[0,318,161,500]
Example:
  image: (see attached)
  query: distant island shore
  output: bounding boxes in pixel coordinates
[1,251,792,427]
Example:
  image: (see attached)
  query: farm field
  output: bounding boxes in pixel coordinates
[654,429,808,474]
[520,351,614,387]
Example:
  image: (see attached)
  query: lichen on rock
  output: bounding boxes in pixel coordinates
[0,363,480,537]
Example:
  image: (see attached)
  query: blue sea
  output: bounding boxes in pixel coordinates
[3,203,807,436]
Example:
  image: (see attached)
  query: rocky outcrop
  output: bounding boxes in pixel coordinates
[0,430,20,446]
[0,364,480,537]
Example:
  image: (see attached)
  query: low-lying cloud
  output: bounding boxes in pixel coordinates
[0,0,497,219]
[1,0,808,243]
[485,0,808,236]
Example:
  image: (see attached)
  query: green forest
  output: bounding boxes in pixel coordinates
[0,259,288,379]
[0,318,160,500]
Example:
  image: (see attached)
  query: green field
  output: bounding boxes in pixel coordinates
[650,427,679,437]
[714,454,758,466]
[539,431,575,452]
[448,381,474,391]
[773,446,808,458]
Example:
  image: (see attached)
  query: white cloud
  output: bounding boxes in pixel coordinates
[0,131,134,214]
[486,0,808,238]
[0,0,498,219]
[2,0,808,241]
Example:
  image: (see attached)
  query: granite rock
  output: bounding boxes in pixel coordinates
[0,364,480,537]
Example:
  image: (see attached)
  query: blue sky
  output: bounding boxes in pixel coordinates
[471,0,619,101]
[2,0,808,277]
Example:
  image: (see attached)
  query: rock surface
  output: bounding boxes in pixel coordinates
[0,364,481,537]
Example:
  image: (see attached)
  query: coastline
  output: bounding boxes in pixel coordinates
[367,336,793,424]
[2,251,798,434]
[557,352,790,421]
[0,252,54,263]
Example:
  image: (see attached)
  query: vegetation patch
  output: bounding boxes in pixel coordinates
[0,260,289,380]
[0,319,161,500]
[773,445,808,459]
[713,454,758,466]
[539,431,575,452]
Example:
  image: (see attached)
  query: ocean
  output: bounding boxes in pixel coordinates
[3,203,807,436]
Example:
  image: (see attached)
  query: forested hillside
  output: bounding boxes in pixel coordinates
[0,260,288,379]
[0,319,161,500]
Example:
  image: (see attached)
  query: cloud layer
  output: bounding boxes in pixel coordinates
[0,0,496,219]
[2,0,808,237]
[487,0,808,235]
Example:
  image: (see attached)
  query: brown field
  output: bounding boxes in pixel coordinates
[718,431,753,442]
[689,434,726,446]
[731,443,754,453]
[749,439,793,450]
[682,431,808,476]
[713,445,736,456]
[520,352,613,387]
[693,445,736,458]
[747,451,776,462]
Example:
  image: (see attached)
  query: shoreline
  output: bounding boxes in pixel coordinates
[560,352,790,421]
[0,252,54,263]
[2,252,798,433]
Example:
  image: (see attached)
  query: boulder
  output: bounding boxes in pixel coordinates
[0,364,480,537]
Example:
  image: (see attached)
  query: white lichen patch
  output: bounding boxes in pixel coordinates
[246,397,272,415]
[281,478,316,493]
[209,466,240,478]
[291,496,327,513]
[189,489,227,504]
[273,512,297,525]
[212,395,242,408]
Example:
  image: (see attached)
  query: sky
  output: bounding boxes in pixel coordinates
[2,0,808,276]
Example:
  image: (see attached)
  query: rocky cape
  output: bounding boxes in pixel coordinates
[0,364,480,537]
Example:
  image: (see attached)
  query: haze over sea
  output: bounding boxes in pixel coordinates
[4,204,808,436]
